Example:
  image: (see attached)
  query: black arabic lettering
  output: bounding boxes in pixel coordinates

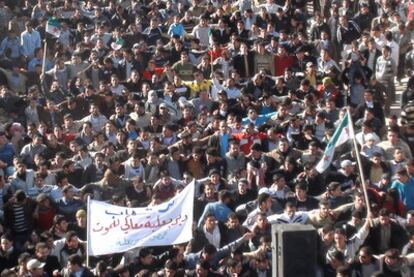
[105,210,123,216]
[92,223,103,232]
[172,215,182,226]
[129,218,143,229]
[124,209,137,216]
[144,216,153,228]
[120,216,131,233]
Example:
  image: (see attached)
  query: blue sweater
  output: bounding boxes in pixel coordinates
[198,201,233,227]
[391,178,414,211]
[0,143,15,166]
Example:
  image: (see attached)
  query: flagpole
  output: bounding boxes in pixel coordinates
[86,194,91,268]
[346,107,371,214]
[41,40,47,79]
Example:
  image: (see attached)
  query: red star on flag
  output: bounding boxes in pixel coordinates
[344,127,349,136]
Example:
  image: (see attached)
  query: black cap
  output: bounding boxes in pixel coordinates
[250,142,262,151]
[327,182,340,191]
[15,190,26,202]
[209,169,220,176]
[381,173,391,180]
[295,45,305,53]
[352,210,363,219]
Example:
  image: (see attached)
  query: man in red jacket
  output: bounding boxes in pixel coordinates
[232,123,267,155]
[274,45,295,76]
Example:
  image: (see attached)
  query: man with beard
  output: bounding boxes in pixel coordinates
[34,242,60,277]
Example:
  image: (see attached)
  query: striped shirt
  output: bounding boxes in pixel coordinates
[12,203,28,233]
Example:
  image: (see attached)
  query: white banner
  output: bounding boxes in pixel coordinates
[87,182,194,256]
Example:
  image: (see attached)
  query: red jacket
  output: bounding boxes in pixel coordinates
[274,55,295,76]
[233,132,267,155]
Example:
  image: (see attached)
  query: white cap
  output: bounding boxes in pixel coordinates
[27,259,45,270]
[365,133,376,142]
[258,187,271,195]
[340,160,353,168]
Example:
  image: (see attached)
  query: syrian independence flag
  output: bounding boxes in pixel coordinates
[316,113,354,173]
[111,38,125,51]
[46,18,61,38]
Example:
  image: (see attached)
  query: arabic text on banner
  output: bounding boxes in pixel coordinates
[87,181,194,256]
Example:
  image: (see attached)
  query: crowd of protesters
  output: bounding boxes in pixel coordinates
[1,0,414,276]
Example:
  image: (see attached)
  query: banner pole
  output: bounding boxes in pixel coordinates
[41,40,47,79]
[86,194,91,268]
[346,107,371,214]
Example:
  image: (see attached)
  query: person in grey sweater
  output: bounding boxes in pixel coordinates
[375,46,397,104]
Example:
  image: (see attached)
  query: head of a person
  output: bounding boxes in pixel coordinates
[330,250,345,269]
[62,185,74,200]
[139,248,154,265]
[258,193,272,211]
[327,182,342,197]
[54,215,68,232]
[295,182,308,199]
[384,248,400,267]
[201,244,217,261]
[219,190,232,204]
[278,138,289,153]
[0,235,13,252]
[226,258,242,275]
[382,45,391,58]
[226,213,240,229]
[379,208,391,226]
[204,213,217,230]
[27,259,45,277]
[319,200,330,218]
[35,242,50,261]
[68,254,83,272]
[340,160,354,175]
[256,212,268,229]
[321,224,334,243]
[396,167,410,184]
[195,261,211,277]
[358,246,374,265]
[407,210,414,226]
[284,201,296,217]
[65,231,79,249]
[333,228,347,246]
[353,192,365,210]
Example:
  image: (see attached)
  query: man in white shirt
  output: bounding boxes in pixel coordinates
[191,16,210,47]
[78,103,108,133]
[268,201,309,224]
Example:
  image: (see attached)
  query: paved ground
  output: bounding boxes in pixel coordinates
[391,78,407,119]
[304,3,406,120]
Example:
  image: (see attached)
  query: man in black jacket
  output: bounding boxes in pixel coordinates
[355,89,385,128]
[365,209,408,254]
[34,242,61,277]
[118,49,140,81]
[232,43,254,80]
[62,254,95,277]
[362,38,381,73]
[353,4,373,32]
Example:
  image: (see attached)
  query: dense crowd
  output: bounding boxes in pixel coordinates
[1,0,414,276]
